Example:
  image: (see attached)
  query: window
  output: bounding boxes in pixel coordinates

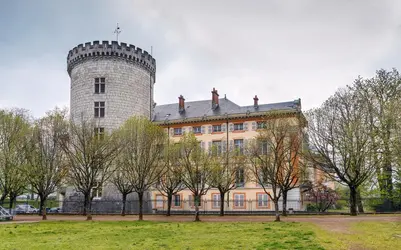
[155,194,164,208]
[212,194,220,208]
[94,127,105,140]
[257,121,266,129]
[211,141,222,156]
[174,128,182,136]
[189,195,202,207]
[173,194,181,207]
[234,139,244,155]
[193,126,202,134]
[94,77,105,94]
[94,102,105,118]
[234,123,244,131]
[236,168,245,186]
[212,125,222,133]
[92,182,102,199]
[233,193,245,208]
[259,140,268,155]
[257,193,269,208]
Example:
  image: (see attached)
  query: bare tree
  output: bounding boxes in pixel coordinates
[155,142,185,216]
[0,109,30,211]
[60,116,120,220]
[276,121,305,216]
[110,163,135,216]
[306,88,378,216]
[209,144,244,216]
[179,133,212,222]
[117,117,166,221]
[25,108,69,220]
[248,118,294,222]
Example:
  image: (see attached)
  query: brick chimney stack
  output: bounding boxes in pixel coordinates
[211,87,219,110]
[178,95,185,113]
[253,95,259,108]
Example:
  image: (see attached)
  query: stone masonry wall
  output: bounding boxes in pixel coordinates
[70,58,154,130]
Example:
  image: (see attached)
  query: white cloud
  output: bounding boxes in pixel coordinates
[2,0,401,116]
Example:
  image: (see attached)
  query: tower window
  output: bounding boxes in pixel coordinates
[94,102,105,118]
[94,127,105,139]
[95,78,106,94]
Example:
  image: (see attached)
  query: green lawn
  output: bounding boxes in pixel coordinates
[314,221,401,250]
[0,221,324,250]
[0,220,399,250]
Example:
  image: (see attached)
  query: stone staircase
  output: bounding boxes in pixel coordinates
[0,206,13,221]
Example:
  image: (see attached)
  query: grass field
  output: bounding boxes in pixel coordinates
[0,219,400,249]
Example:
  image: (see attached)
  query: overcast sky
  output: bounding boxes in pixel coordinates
[1,0,401,118]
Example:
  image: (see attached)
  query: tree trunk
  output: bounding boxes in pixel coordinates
[83,194,88,216]
[0,192,7,206]
[166,194,172,216]
[349,185,358,216]
[121,193,127,216]
[8,196,15,214]
[138,192,144,221]
[282,191,288,216]
[219,192,225,216]
[356,189,364,213]
[85,193,92,221]
[194,194,200,222]
[40,195,47,220]
[274,201,280,222]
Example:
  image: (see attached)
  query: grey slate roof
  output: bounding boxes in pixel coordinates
[153,98,302,123]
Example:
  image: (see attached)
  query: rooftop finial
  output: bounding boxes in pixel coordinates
[114,23,121,41]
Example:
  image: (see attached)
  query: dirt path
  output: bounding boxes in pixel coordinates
[4,214,400,233]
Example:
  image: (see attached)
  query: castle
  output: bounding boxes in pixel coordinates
[64,40,310,213]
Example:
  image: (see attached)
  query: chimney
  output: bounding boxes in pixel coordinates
[253,95,259,108]
[211,87,219,110]
[178,95,185,113]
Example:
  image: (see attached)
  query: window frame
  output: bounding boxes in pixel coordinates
[233,193,246,209]
[256,192,269,208]
[212,125,222,133]
[155,194,164,209]
[211,140,222,156]
[234,139,244,155]
[172,194,182,208]
[94,77,106,94]
[94,101,105,118]
[233,123,244,131]
[193,126,202,134]
[173,128,182,136]
[211,193,221,209]
[92,181,103,200]
[257,121,266,129]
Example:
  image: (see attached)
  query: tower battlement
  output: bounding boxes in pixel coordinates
[67,40,156,76]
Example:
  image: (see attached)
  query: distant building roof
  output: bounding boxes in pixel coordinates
[153,97,302,124]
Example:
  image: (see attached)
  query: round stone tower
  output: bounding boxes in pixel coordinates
[67,40,156,131]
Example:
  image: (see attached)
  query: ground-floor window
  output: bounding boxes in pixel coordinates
[257,193,269,208]
[173,194,181,207]
[92,182,102,199]
[211,193,220,208]
[233,193,245,208]
[155,194,164,208]
[189,195,202,208]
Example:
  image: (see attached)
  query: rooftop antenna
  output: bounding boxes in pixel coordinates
[114,23,121,41]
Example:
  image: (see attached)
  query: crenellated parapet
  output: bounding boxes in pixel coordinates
[67,40,156,76]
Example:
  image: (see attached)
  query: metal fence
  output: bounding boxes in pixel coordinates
[2,197,400,215]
